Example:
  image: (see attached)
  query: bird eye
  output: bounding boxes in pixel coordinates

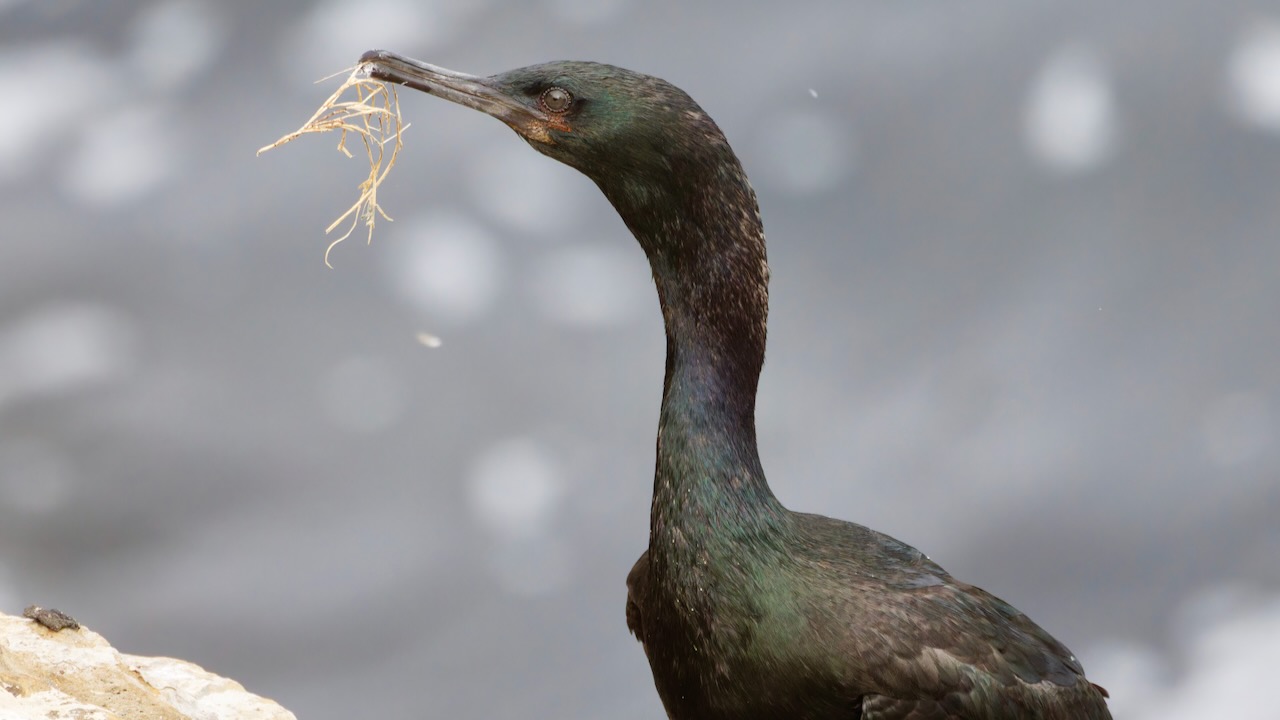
[540,86,573,113]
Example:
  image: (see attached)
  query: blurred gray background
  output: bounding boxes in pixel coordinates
[2,0,1278,717]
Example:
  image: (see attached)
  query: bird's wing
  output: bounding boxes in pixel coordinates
[625,549,650,640]
[794,514,1111,718]
[859,695,960,720]
[849,582,1112,718]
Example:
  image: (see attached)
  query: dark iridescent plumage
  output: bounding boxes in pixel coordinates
[361,51,1112,719]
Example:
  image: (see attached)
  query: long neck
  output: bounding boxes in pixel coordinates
[600,159,786,553]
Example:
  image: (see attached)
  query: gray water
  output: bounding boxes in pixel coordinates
[1,1,1277,718]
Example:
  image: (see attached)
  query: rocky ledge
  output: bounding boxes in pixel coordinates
[0,609,295,720]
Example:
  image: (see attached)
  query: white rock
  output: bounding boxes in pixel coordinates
[0,610,295,720]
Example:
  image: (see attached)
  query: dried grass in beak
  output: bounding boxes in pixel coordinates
[258,65,406,267]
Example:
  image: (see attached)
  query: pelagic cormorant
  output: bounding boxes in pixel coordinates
[360,49,1112,719]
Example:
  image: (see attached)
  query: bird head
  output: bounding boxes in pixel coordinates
[359,51,738,208]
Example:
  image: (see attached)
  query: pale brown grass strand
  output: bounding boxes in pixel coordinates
[257,66,406,267]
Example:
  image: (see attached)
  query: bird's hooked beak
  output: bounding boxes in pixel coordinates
[359,49,562,144]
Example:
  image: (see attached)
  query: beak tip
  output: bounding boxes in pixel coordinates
[359,49,389,65]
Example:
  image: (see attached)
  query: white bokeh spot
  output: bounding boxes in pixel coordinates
[467,142,587,239]
[61,104,180,207]
[0,302,138,410]
[530,243,650,327]
[1091,587,1280,720]
[1024,44,1117,174]
[1227,21,1280,132]
[386,212,505,325]
[0,42,117,183]
[468,436,565,540]
[756,109,854,194]
[129,0,226,91]
[277,0,489,87]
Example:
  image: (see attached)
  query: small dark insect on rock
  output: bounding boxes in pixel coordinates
[23,605,80,631]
